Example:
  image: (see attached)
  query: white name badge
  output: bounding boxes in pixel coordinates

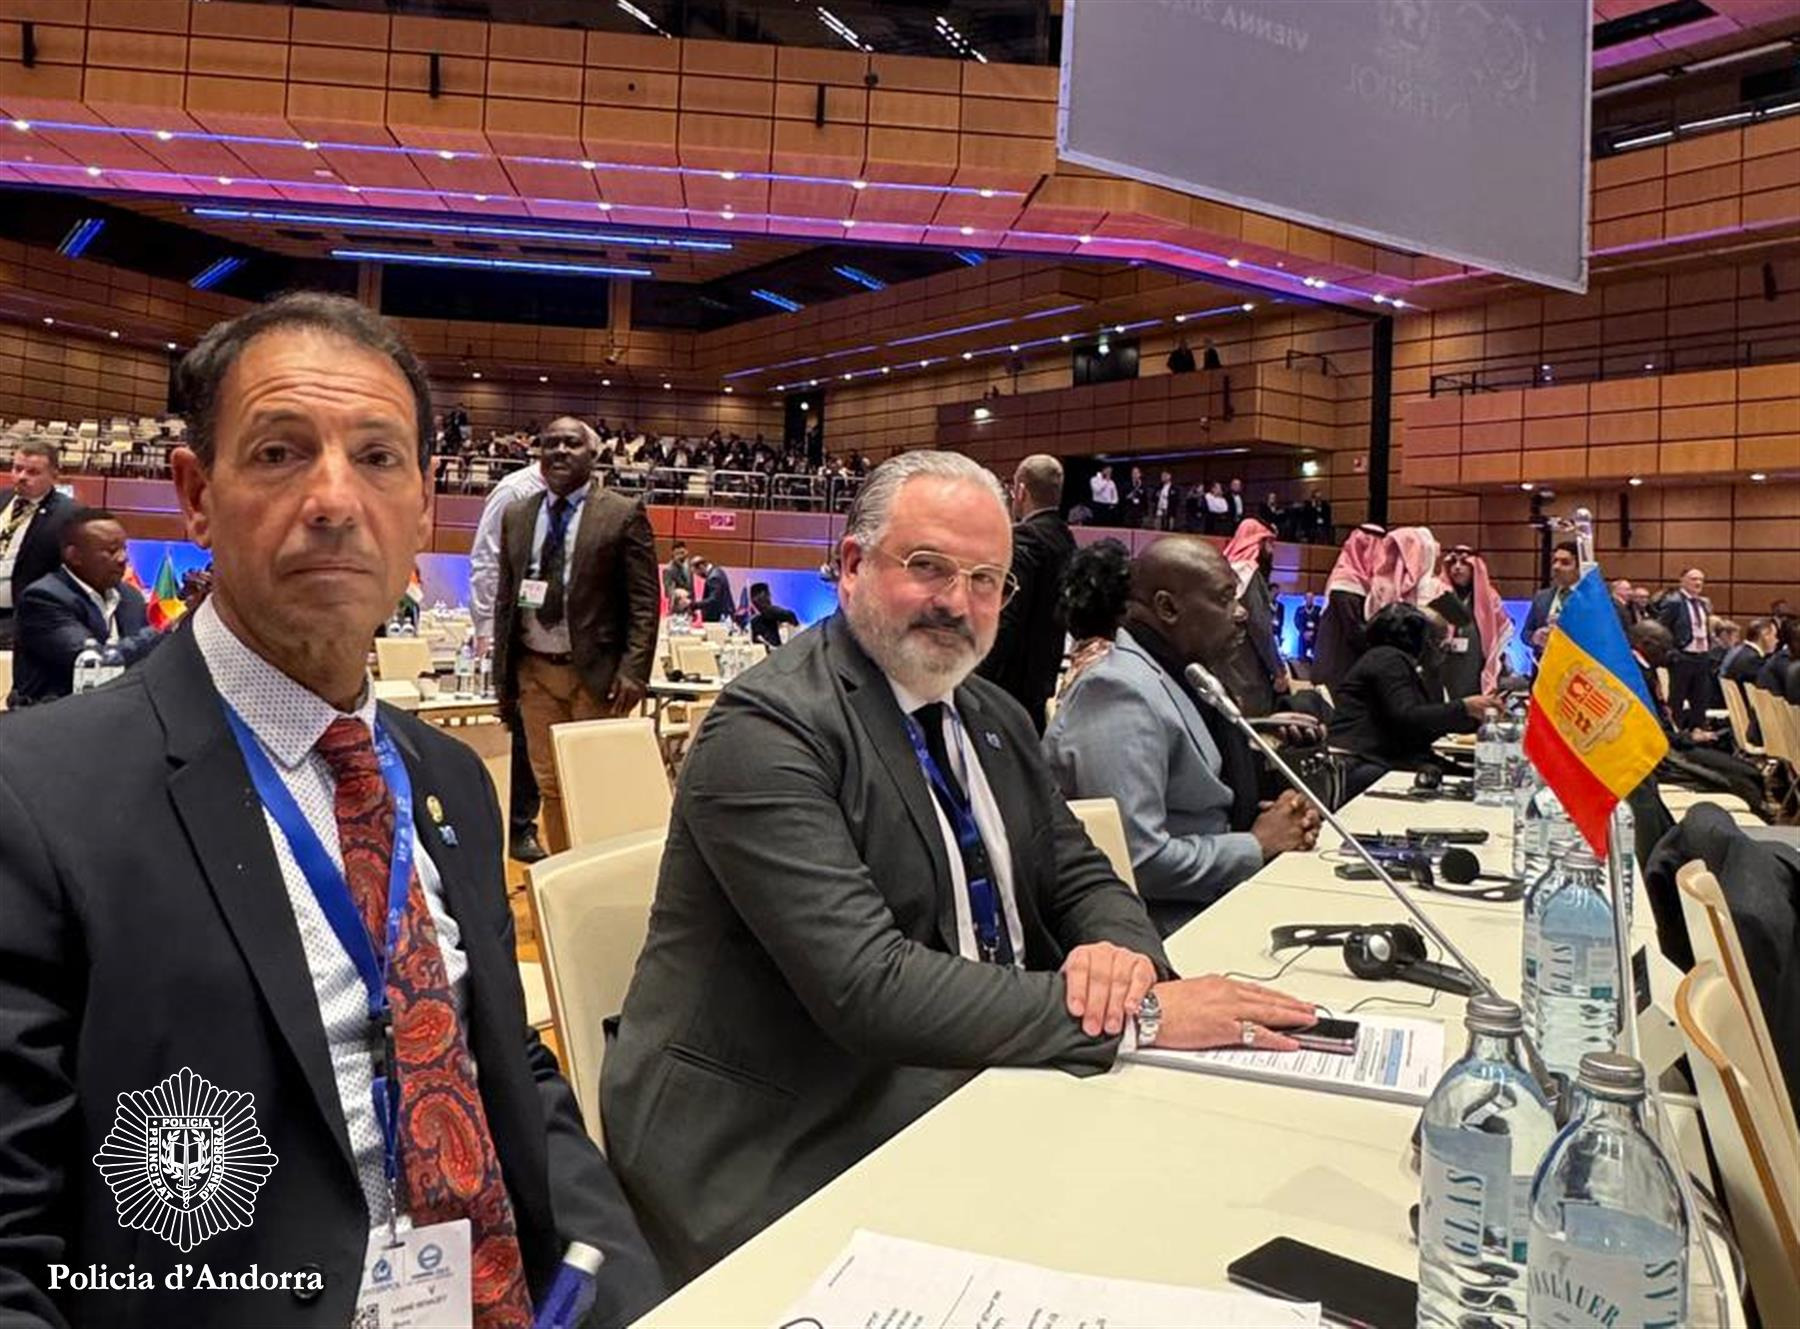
[517,578,549,609]
[1447,637,1471,654]
[355,1218,472,1329]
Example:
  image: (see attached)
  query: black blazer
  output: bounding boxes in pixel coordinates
[695,566,734,623]
[493,482,661,716]
[1721,644,1764,685]
[3,489,72,614]
[602,613,1169,1277]
[1657,592,1712,651]
[975,508,1076,733]
[1328,644,1477,769]
[0,627,664,1328]
[9,568,158,705]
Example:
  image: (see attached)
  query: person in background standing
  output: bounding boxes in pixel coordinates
[0,439,73,651]
[1166,338,1196,374]
[663,539,693,602]
[1123,466,1148,529]
[1201,482,1229,535]
[1301,488,1333,544]
[977,454,1075,734]
[1153,469,1178,532]
[1611,578,1642,629]
[1201,338,1223,370]
[1088,464,1118,526]
[1428,544,1513,701]
[692,554,735,623]
[1225,479,1247,528]
[1258,490,1286,540]
[1658,566,1715,731]
[1295,590,1322,664]
[1216,518,1288,717]
[1310,523,1385,691]
[1523,538,1581,657]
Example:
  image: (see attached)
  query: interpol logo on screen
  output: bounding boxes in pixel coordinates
[1058,0,1590,292]
[91,1066,279,1253]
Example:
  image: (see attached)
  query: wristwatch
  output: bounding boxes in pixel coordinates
[1135,990,1163,1048]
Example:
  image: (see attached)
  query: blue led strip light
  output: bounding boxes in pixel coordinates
[329,249,653,277]
[190,206,733,251]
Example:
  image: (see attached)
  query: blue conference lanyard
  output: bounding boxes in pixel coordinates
[902,711,1009,966]
[222,703,413,1235]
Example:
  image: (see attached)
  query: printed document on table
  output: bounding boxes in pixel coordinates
[1123,1014,1446,1106]
[772,1229,1320,1329]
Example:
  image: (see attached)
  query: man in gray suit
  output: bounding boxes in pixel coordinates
[602,452,1317,1279]
[1044,537,1319,935]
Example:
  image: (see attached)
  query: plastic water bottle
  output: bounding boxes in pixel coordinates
[453,641,475,697]
[99,644,125,687]
[386,610,403,638]
[1499,708,1525,791]
[1611,801,1636,933]
[476,646,493,699]
[1474,708,1509,805]
[71,638,104,695]
[1527,1052,1688,1329]
[1523,846,1618,1093]
[1418,995,1558,1329]
[1513,779,1576,889]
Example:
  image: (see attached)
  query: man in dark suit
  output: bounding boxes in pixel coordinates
[1523,538,1582,657]
[0,438,74,650]
[976,454,1075,733]
[1657,565,1715,731]
[1723,617,1776,686]
[1629,619,1766,812]
[690,555,734,623]
[601,450,1317,1279]
[493,416,660,856]
[662,539,692,601]
[1753,617,1798,696]
[0,294,663,1328]
[9,507,162,705]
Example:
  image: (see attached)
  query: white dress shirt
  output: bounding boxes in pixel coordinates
[1681,593,1709,653]
[520,485,588,656]
[467,462,547,640]
[193,599,470,1227]
[1089,474,1118,506]
[887,677,1025,966]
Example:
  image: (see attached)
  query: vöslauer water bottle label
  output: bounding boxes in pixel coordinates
[1528,1208,1685,1329]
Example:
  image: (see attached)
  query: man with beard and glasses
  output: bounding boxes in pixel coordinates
[601,451,1318,1279]
[1044,537,1319,935]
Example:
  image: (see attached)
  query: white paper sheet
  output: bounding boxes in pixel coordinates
[1125,1014,1447,1107]
[772,1229,1321,1329]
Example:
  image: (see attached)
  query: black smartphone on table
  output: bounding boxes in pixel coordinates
[1290,1017,1359,1055]
[1228,1236,1415,1329]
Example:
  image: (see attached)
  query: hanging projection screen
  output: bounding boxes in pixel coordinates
[1058,0,1592,293]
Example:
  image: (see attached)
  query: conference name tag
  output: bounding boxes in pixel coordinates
[517,579,549,610]
[355,1218,471,1328]
[1446,637,1471,654]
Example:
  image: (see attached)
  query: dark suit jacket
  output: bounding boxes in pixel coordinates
[0,626,664,1328]
[493,482,660,715]
[601,613,1169,1278]
[1522,585,1567,652]
[975,508,1076,733]
[9,568,158,705]
[1657,592,1712,651]
[1328,644,1477,769]
[2,490,72,615]
[1720,643,1764,685]
[695,566,733,622]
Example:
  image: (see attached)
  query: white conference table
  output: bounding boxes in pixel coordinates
[633,778,1745,1329]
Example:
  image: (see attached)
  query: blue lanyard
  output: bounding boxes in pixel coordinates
[221,703,414,1227]
[902,710,1007,965]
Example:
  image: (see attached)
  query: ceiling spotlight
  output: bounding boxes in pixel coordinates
[881,366,890,374]
[841,218,855,228]
[1060,333,1073,343]
[918,359,929,368]
[155,130,174,142]
[108,329,119,339]
[960,351,973,361]
[1097,341,1111,356]
[580,160,597,170]
[537,374,548,383]
[721,209,735,220]
[723,385,733,393]
[1750,471,1768,482]
[1076,234,1093,244]
[437,149,456,161]
[663,381,672,390]
[1390,299,1407,309]
[42,316,54,325]
[1643,361,1655,371]
[1372,294,1389,304]
[851,179,868,190]
[11,119,30,131]
[799,400,810,410]
[217,175,232,185]
[1226,258,1241,269]
[1628,476,1644,487]
[1241,303,1255,312]
[1009,343,1020,352]
[597,201,613,211]
[475,194,489,202]
[960,225,974,236]
[301,140,319,150]
[1175,314,1187,323]
[842,373,853,381]
[1520,482,1534,491]
[471,371,482,379]
[1114,324,1126,334]
[720,170,737,180]
[973,406,992,421]
[1541,363,1551,371]
[345,184,361,193]
[979,188,996,199]
[601,377,611,386]
[86,166,102,177]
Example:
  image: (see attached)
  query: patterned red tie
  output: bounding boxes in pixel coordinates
[315,718,534,1329]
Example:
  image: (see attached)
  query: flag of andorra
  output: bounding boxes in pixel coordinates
[1522,568,1670,856]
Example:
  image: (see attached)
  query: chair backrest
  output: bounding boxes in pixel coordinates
[1745,687,1790,764]
[1719,677,1757,752]
[673,639,719,678]
[1068,797,1136,891]
[526,829,666,1141]
[1675,962,1800,1325]
[550,717,672,848]
[702,622,729,644]
[374,636,433,682]
[0,650,11,710]
[1675,861,1800,1157]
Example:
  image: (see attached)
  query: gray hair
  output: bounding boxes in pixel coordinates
[843,450,1008,548]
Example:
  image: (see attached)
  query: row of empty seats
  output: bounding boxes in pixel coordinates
[1,415,185,476]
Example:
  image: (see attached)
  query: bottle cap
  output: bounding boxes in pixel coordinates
[1576,1051,1645,1100]
[561,1241,606,1276]
[1465,994,1524,1036]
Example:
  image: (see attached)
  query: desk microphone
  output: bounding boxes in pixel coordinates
[1187,658,1562,1116]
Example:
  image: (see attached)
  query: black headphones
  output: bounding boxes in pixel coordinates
[1269,923,1477,995]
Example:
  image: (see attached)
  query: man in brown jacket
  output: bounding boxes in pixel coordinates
[494,417,660,852]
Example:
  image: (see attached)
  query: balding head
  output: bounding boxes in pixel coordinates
[1630,618,1674,666]
[1125,535,1244,670]
[1013,454,1063,517]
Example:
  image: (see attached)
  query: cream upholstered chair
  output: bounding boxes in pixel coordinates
[525,829,666,1142]
[1674,862,1800,1159]
[672,639,720,678]
[1675,963,1800,1325]
[549,717,672,849]
[374,636,433,682]
[1718,678,1764,758]
[0,650,11,710]
[1068,797,1136,891]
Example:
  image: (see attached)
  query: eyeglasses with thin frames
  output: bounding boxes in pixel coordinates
[867,544,1019,607]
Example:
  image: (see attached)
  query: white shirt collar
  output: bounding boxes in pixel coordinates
[192,597,378,771]
[64,567,119,615]
[887,674,955,718]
